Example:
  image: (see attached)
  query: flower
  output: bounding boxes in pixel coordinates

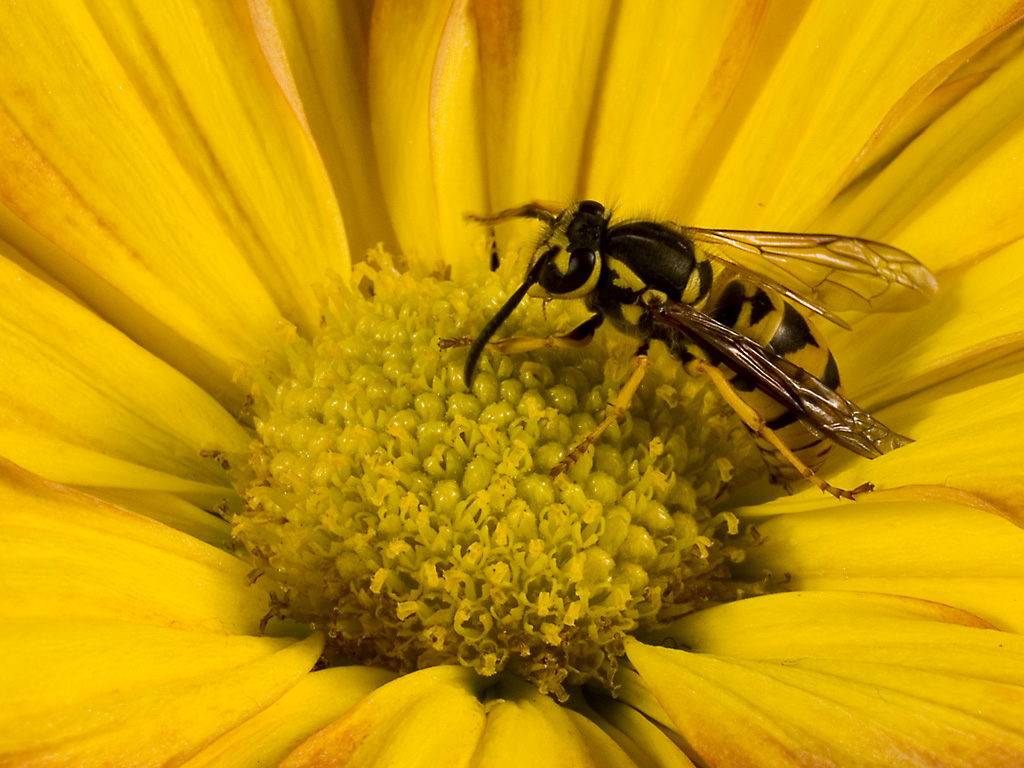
[3,1,1024,766]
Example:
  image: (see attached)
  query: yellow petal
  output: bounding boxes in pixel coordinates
[0,257,248,494]
[0,618,296,725]
[816,19,1024,229]
[0,213,84,301]
[842,72,990,194]
[278,665,486,767]
[612,667,676,734]
[583,1,766,216]
[830,238,1024,410]
[659,591,999,645]
[0,631,323,765]
[470,677,636,768]
[692,1,1024,229]
[629,592,1024,767]
[818,41,1024,270]
[369,0,488,270]
[183,666,396,768]
[85,487,233,548]
[821,18,1024,228]
[567,707,648,768]
[584,694,698,768]
[0,460,270,633]
[473,0,614,207]
[0,1,347,398]
[257,0,397,260]
[810,368,1024,513]
[735,500,1024,632]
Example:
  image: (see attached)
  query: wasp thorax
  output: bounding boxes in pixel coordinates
[231,256,751,701]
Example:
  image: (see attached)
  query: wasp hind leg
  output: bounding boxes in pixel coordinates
[686,359,872,501]
[551,345,652,477]
[440,313,604,357]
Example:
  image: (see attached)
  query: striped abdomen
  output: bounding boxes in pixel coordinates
[674,276,839,486]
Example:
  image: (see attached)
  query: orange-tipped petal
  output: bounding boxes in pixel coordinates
[819,42,1024,270]
[369,0,487,271]
[257,0,396,260]
[183,666,397,767]
[0,0,348,399]
[584,1,767,216]
[629,592,1024,767]
[278,666,487,767]
[693,1,1024,229]
[473,1,614,209]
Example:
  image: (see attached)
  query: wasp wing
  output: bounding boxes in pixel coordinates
[648,301,912,458]
[682,227,937,319]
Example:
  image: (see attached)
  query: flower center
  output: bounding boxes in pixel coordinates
[231,254,751,700]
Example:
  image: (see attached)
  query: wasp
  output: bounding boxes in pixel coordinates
[443,200,936,499]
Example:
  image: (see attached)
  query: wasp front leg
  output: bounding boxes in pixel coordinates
[440,313,604,357]
[465,200,564,228]
[685,359,871,500]
[551,344,652,477]
[465,202,568,270]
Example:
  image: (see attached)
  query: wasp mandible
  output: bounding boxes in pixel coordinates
[442,200,936,499]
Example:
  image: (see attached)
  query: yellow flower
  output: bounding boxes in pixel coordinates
[3,1,1024,766]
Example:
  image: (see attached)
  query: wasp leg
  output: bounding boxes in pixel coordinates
[551,348,651,477]
[440,313,603,355]
[686,359,872,501]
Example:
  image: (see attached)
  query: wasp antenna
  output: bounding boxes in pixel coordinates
[464,279,531,386]
[464,255,549,387]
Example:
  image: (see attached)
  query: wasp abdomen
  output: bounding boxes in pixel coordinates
[699,279,841,485]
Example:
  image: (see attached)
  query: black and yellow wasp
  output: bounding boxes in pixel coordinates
[443,200,936,499]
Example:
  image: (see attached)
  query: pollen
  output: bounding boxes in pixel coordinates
[231,253,751,700]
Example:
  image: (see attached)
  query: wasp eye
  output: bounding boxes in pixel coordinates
[540,247,597,295]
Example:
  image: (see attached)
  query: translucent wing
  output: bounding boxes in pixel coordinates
[648,300,912,458]
[682,227,937,320]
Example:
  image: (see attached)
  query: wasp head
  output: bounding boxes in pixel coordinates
[463,201,609,386]
[527,200,607,301]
